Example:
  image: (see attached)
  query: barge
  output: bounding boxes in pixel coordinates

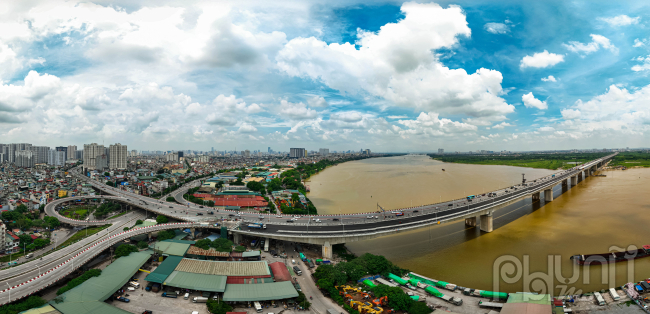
[570,245,650,265]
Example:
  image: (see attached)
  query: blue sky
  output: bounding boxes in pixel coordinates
[0,0,649,152]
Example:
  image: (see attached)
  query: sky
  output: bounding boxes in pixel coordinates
[1,0,650,152]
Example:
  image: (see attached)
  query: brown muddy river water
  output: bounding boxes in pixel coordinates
[308,155,650,294]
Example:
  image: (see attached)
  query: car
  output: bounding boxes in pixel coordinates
[199,206,204,208]
[208,211,214,215]
[286,220,294,223]
[448,204,453,206]
[228,214,234,217]
[314,219,322,223]
[333,218,340,221]
[196,213,203,216]
[413,210,419,213]
[169,206,173,208]
[366,215,373,219]
[276,215,283,218]
[259,215,264,218]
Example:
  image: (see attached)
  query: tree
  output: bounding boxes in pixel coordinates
[135,220,143,225]
[33,238,50,249]
[157,230,176,241]
[38,204,45,213]
[2,210,22,222]
[18,234,33,248]
[0,296,46,314]
[195,239,212,250]
[234,245,246,252]
[44,216,60,228]
[207,299,233,314]
[296,292,311,310]
[123,227,130,231]
[137,241,149,249]
[156,215,168,224]
[104,172,110,176]
[408,301,433,314]
[166,197,175,202]
[211,238,233,252]
[114,244,138,258]
[15,204,29,213]
[106,181,115,187]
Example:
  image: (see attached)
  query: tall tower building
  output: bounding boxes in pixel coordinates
[67,145,77,160]
[109,143,127,170]
[15,150,35,168]
[83,143,105,171]
[290,148,305,158]
[30,146,50,164]
[8,143,32,163]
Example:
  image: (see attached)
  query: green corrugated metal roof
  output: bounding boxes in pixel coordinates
[242,251,260,257]
[52,301,132,314]
[163,271,227,292]
[507,293,551,305]
[145,255,183,283]
[153,241,191,256]
[50,251,152,314]
[222,282,298,302]
[162,239,196,244]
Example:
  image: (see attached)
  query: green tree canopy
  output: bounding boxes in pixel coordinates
[135,219,143,225]
[166,196,175,202]
[207,299,233,314]
[156,215,168,224]
[44,216,60,228]
[114,244,138,258]
[137,241,149,249]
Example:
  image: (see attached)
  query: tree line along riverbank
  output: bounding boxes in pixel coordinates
[429,151,650,170]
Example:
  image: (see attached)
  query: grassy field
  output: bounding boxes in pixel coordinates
[60,205,95,220]
[430,152,610,170]
[609,152,650,168]
[58,224,111,248]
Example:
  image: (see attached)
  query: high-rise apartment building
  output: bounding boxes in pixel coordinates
[83,143,105,170]
[55,146,68,160]
[47,149,66,166]
[319,148,329,156]
[438,148,444,154]
[290,148,305,158]
[109,143,127,170]
[30,146,50,164]
[67,145,77,160]
[15,150,35,168]
[8,143,32,163]
[244,150,250,157]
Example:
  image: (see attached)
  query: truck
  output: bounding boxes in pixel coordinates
[254,301,263,313]
[306,259,315,268]
[293,266,302,275]
[151,283,160,292]
[192,297,208,303]
[25,253,34,259]
[248,224,263,229]
[161,292,177,298]
[440,295,463,306]
[252,222,267,229]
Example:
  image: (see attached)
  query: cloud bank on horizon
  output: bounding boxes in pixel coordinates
[0,1,649,152]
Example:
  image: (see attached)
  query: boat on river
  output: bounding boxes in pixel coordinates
[570,245,650,265]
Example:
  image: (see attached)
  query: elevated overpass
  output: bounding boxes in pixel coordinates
[0,222,216,306]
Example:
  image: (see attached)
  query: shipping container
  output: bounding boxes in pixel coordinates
[193,297,208,303]
[479,290,508,300]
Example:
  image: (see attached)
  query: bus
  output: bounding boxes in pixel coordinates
[466,195,475,200]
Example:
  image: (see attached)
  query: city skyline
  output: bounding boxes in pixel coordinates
[0,1,649,151]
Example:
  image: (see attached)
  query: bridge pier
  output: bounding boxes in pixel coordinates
[571,175,577,186]
[322,241,333,259]
[532,192,541,201]
[233,232,242,245]
[562,179,568,186]
[480,214,493,232]
[544,189,554,202]
[465,216,479,227]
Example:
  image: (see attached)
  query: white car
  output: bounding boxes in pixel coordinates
[314,219,322,223]
[276,215,282,218]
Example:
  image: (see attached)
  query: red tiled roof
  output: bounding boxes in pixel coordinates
[269,262,291,282]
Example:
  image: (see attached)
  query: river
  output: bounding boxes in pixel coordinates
[308,155,650,294]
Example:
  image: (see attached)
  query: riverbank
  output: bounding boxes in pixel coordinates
[429,152,610,170]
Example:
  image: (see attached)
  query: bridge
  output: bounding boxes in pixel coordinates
[0,154,614,305]
[66,154,615,258]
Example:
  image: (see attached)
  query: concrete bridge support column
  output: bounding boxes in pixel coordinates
[465,216,478,227]
[322,241,333,259]
[532,192,541,201]
[544,189,554,202]
[190,228,196,239]
[233,232,242,245]
[480,214,493,233]
[571,176,577,186]
[562,179,568,186]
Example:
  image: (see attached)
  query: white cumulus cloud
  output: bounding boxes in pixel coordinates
[563,34,618,55]
[599,15,640,26]
[632,55,650,72]
[561,109,581,120]
[484,22,509,34]
[277,2,514,121]
[541,75,557,82]
[522,92,548,110]
[520,50,564,69]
